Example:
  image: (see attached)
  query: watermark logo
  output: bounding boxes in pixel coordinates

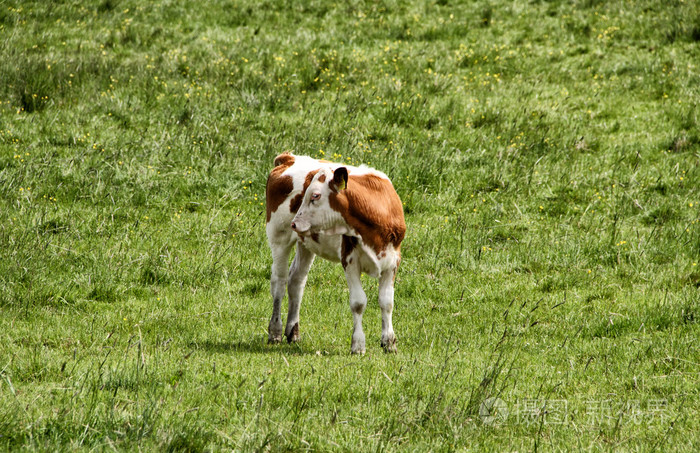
[479,397,509,426]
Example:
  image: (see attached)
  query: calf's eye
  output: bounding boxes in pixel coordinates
[311,192,321,202]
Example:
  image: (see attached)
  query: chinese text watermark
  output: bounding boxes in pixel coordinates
[479,398,670,427]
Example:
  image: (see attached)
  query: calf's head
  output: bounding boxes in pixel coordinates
[291,167,348,235]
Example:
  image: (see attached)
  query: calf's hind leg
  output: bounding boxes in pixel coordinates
[285,243,315,343]
[378,269,398,353]
[344,258,367,354]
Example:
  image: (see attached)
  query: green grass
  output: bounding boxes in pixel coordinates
[1,0,698,450]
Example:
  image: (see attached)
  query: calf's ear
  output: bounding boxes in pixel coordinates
[331,167,348,192]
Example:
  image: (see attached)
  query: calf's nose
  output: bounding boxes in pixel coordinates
[291,222,297,230]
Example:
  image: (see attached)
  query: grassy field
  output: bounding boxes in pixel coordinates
[1,0,699,450]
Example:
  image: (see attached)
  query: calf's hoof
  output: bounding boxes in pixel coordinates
[351,335,366,354]
[268,323,283,344]
[285,322,300,343]
[381,335,398,353]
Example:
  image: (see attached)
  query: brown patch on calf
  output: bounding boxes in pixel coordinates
[341,235,358,268]
[351,304,364,315]
[289,169,320,213]
[330,174,406,254]
[266,153,296,222]
[393,257,401,282]
[274,152,295,167]
[289,194,303,214]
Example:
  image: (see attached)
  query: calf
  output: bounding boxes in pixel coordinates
[265,152,406,354]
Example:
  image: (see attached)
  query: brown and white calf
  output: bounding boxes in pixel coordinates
[265,152,406,354]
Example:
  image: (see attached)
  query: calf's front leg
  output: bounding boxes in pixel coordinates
[285,243,315,343]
